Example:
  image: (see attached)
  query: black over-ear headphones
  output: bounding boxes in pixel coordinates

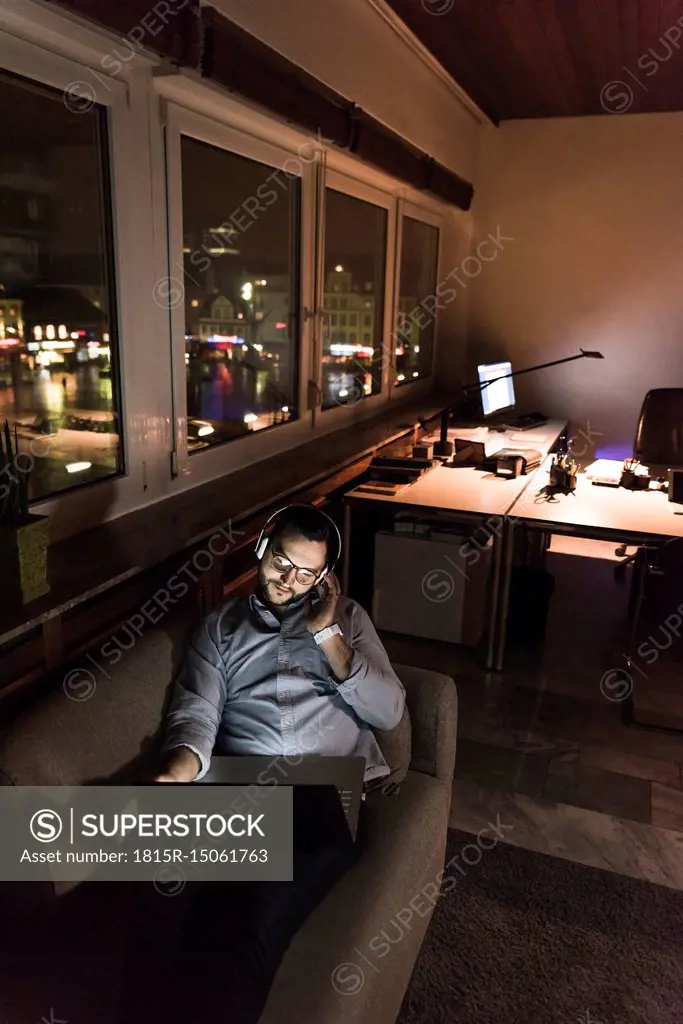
[254,504,342,582]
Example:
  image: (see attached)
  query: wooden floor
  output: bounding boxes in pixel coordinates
[379,536,683,889]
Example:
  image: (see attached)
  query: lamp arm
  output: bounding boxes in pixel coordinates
[462,350,593,396]
[430,349,602,453]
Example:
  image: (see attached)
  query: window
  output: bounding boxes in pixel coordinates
[0,5,450,540]
[321,188,387,409]
[180,137,300,451]
[0,71,121,500]
[395,216,439,385]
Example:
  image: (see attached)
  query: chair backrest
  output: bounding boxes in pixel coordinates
[634,389,683,469]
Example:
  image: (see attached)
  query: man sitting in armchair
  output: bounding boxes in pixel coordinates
[126,504,405,1024]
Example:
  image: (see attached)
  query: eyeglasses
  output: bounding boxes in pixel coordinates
[270,549,321,586]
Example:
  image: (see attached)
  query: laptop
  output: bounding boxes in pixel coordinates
[196,755,366,843]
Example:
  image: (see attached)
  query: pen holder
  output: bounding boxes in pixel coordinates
[620,468,650,491]
[549,462,577,494]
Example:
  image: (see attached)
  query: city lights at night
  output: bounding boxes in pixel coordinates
[0,77,435,499]
[0,74,120,501]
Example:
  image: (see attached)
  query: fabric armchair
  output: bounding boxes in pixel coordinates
[391,663,458,783]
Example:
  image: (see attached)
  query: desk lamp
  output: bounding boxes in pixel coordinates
[429,349,604,459]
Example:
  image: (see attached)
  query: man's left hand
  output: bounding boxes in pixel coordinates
[306,572,341,634]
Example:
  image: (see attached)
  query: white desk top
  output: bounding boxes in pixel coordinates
[346,420,567,519]
[511,464,683,541]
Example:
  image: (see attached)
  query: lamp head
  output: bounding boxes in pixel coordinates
[580,349,604,359]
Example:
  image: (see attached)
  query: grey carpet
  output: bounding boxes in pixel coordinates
[397,829,683,1024]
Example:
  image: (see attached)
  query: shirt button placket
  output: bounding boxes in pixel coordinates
[278,628,296,751]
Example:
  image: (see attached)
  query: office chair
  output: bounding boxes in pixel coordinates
[615,388,683,580]
[621,536,683,732]
[634,388,683,468]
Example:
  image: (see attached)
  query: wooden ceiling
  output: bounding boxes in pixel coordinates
[385,0,683,121]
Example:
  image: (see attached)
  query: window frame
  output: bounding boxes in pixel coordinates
[391,198,444,393]
[0,32,163,534]
[316,167,397,421]
[162,101,318,488]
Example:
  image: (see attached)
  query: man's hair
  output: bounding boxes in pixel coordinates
[269,506,339,569]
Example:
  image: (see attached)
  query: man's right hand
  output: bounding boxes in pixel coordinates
[154,746,201,783]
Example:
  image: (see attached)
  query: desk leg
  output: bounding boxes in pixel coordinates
[342,503,352,594]
[485,528,503,670]
[494,518,515,672]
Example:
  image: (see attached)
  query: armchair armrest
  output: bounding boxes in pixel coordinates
[391,663,458,783]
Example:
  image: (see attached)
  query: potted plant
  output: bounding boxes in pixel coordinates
[0,420,50,604]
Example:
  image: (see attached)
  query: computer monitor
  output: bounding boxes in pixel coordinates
[477,361,515,417]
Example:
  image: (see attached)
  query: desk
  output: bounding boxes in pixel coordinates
[342,420,568,669]
[498,466,683,670]
[511,465,683,543]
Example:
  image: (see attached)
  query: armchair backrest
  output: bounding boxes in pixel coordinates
[634,389,683,470]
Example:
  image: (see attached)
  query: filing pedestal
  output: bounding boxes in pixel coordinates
[371,528,492,645]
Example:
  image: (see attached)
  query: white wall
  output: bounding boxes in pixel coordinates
[466,113,683,457]
[206,0,482,184]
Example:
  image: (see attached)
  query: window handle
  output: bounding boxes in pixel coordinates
[307,379,322,409]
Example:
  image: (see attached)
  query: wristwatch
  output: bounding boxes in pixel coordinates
[313,623,343,645]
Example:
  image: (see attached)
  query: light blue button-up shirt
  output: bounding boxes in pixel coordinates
[161,589,406,782]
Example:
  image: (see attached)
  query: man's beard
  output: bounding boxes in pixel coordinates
[256,567,301,610]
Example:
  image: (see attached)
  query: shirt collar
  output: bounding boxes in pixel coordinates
[249,588,312,619]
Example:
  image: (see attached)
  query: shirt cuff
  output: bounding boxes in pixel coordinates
[164,742,209,781]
